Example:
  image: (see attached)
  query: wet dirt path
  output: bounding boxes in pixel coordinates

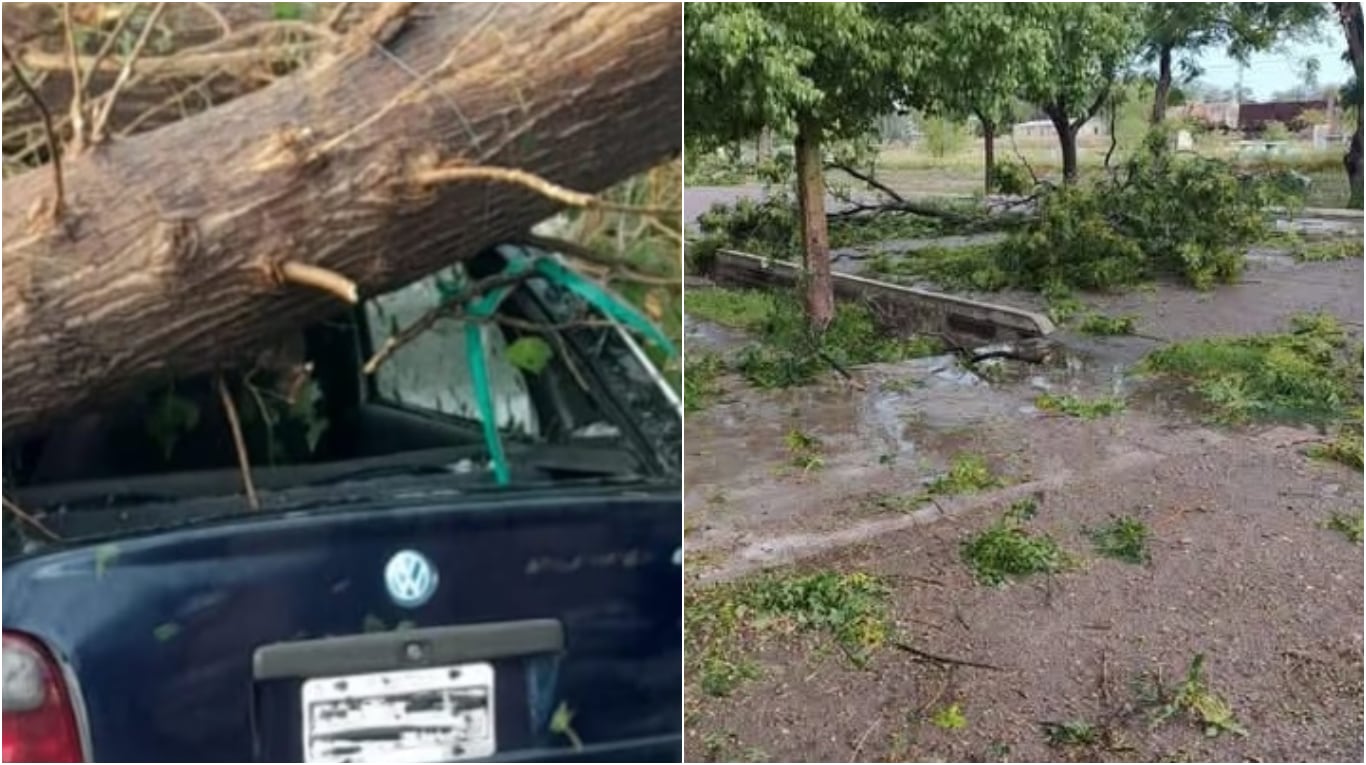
[683,253,1363,762]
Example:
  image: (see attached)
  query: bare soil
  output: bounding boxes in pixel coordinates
[683,253,1364,762]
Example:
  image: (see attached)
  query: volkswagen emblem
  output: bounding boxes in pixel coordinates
[385,550,439,608]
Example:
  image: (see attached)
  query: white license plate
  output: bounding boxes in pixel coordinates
[301,662,496,763]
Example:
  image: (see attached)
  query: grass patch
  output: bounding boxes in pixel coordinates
[1077,312,1137,335]
[1140,313,1361,426]
[930,703,968,730]
[1144,654,1247,738]
[1041,720,1099,748]
[684,352,725,413]
[1306,416,1363,470]
[1035,393,1127,419]
[961,503,1068,586]
[924,453,1003,497]
[686,289,777,332]
[686,570,893,695]
[1087,515,1151,564]
[828,214,942,247]
[1323,512,1363,544]
[784,428,824,473]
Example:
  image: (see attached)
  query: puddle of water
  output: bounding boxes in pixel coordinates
[684,314,750,355]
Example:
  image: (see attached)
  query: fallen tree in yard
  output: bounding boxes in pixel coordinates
[2,2,681,437]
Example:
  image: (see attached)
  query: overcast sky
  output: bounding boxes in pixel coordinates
[1191,18,1352,100]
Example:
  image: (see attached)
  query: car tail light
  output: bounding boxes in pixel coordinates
[2,632,84,762]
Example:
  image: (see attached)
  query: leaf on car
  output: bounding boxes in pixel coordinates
[94,543,120,579]
[153,622,181,642]
[507,336,554,374]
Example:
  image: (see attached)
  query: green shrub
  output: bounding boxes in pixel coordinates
[991,161,1032,195]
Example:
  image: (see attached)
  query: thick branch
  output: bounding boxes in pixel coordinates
[2,2,681,436]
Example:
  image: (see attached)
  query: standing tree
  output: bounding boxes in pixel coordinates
[1022,4,1143,184]
[1142,3,1325,124]
[1336,2,1363,207]
[895,3,1049,193]
[685,2,903,327]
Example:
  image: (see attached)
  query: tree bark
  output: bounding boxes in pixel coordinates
[1151,44,1173,125]
[1337,2,1363,207]
[1046,107,1079,185]
[2,2,681,436]
[793,120,834,329]
[981,118,996,194]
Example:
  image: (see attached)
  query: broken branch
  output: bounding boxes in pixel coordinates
[2,43,65,219]
[274,261,359,304]
[216,374,260,512]
[891,640,1006,671]
[415,165,677,216]
[89,3,168,144]
[2,496,61,541]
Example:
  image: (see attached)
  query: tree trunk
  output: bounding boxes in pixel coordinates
[1152,45,1173,125]
[2,2,681,436]
[1337,2,1363,207]
[793,120,834,329]
[756,125,773,163]
[981,119,996,194]
[1046,108,1079,185]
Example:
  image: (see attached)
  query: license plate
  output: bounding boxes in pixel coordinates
[301,662,496,763]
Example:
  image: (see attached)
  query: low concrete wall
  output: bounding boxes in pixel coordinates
[710,249,1055,342]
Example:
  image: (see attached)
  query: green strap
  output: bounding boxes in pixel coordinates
[460,250,677,488]
[464,321,510,486]
[533,258,678,358]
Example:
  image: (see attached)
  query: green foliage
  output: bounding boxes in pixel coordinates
[145,388,200,460]
[1148,654,1247,738]
[695,198,797,259]
[866,244,1010,292]
[1261,120,1291,141]
[1290,238,1363,263]
[684,352,725,414]
[685,288,778,331]
[961,503,1068,586]
[1077,312,1137,335]
[1323,512,1364,543]
[685,3,906,148]
[991,161,1033,195]
[1000,136,1302,291]
[710,291,939,389]
[686,570,892,696]
[686,149,753,186]
[1141,313,1360,426]
[1307,417,1363,470]
[930,704,968,730]
[1041,720,1099,747]
[272,2,305,20]
[1087,515,1151,564]
[549,701,584,751]
[925,453,1003,497]
[827,214,942,248]
[920,116,967,158]
[1035,393,1127,419]
[784,428,824,473]
[506,336,554,375]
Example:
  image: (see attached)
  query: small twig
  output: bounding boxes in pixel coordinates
[194,2,233,36]
[891,640,1005,671]
[89,2,167,144]
[81,3,142,95]
[2,497,61,542]
[217,373,260,511]
[61,4,86,152]
[2,44,64,219]
[362,268,539,375]
[415,165,677,216]
[827,161,907,204]
[326,2,354,31]
[275,261,359,304]
[1009,132,1043,188]
[353,2,415,47]
[850,719,880,762]
[519,234,680,286]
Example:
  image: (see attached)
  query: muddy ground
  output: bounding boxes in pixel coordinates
[683,234,1364,762]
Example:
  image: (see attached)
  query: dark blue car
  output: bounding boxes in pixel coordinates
[2,244,682,762]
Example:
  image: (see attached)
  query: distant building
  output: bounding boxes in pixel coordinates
[1166,101,1240,131]
[1237,98,1338,133]
[1011,118,1106,140]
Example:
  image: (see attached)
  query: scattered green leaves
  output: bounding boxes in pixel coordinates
[1141,313,1359,426]
[961,503,1068,586]
[924,453,1003,497]
[1041,720,1098,747]
[1087,515,1151,564]
[1035,393,1127,419]
[1077,312,1137,336]
[1323,512,1364,544]
[506,336,554,374]
[153,622,181,643]
[1148,654,1247,738]
[685,352,726,413]
[94,543,120,579]
[549,701,584,751]
[930,703,968,730]
[784,428,824,473]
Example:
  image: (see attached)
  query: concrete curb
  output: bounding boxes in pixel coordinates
[710,249,1056,342]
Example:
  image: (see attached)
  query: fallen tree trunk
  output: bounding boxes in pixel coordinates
[2,2,680,436]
